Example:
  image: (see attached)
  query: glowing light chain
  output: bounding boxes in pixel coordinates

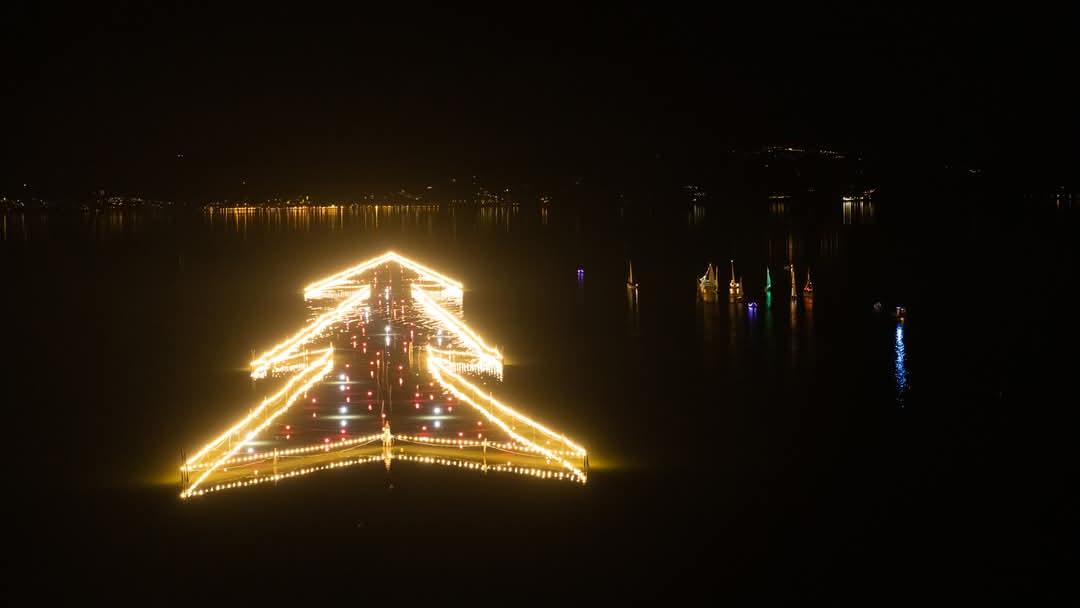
[187,455,384,498]
[182,350,334,498]
[185,451,579,499]
[188,433,578,476]
[413,285,502,368]
[304,251,463,299]
[187,433,578,474]
[423,346,501,378]
[184,349,335,469]
[182,433,383,471]
[250,286,370,378]
[392,254,464,295]
[428,354,585,456]
[303,252,393,299]
[428,354,587,483]
[182,252,587,500]
[394,453,581,483]
[394,434,582,458]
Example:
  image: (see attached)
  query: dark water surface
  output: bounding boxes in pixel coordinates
[5,198,1076,602]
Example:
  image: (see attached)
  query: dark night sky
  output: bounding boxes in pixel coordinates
[3,3,1076,200]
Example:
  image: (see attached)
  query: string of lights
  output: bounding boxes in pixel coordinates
[303,251,463,299]
[428,354,585,456]
[412,285,503,374]
[183,348,335,469]
[394,453,580,483]
[393,434,583,457]
[428,354,587,483]
[186,455,385,498]
[183,433,384,470]
[185,451,579,500]
[250,286,370,378]
[182,252,588,500]
[182,349,335,498]
[303,251,394,299]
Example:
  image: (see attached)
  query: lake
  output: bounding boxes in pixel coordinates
[4,194,1075,602]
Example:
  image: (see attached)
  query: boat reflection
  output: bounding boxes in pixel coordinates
[895,322,908,406]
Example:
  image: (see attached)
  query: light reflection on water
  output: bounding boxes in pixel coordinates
[842,200,876,225]
[895,322,908,406]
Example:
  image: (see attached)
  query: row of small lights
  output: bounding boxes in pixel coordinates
[410,273,586,479]
[250,286,371,379]
[187,452,578,500]
[183,433,383,471]
[184,252,588,498]
[182,351,335,498]
[186,254,464,491]
[428,354,586,456]
[411,284,503,372]
[394,434,584,458]
[188,432,580,476]
[184,348,335,469]
[187,455,384,498]
[395,453,582,483]
[427,355,587,484]
[424,346,503,378]
[303,251,463,300]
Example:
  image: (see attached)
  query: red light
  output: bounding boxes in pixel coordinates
[368,404,372,411]
[447,406,453,413]
[312,398,317,403]
[286,434,291,440]
[340,429,346,434]
[324,438,330,443]
[415,403,419,409]
[458,432,463,437]
[421,425,427,431]
[367,391,373,396]
[285,425,291,430]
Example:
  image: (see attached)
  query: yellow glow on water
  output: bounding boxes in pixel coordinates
[182,349,334,498]
[181,252,587,499]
